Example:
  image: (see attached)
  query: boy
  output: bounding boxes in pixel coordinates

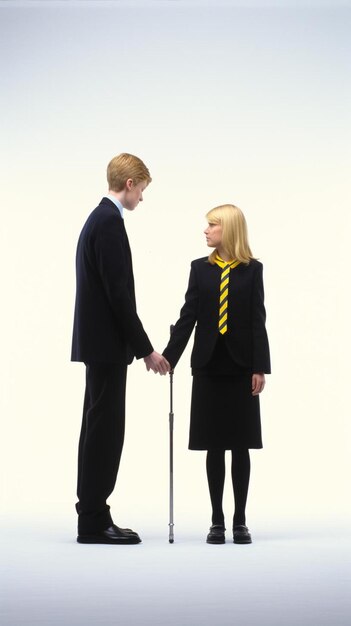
[71,153,169,544]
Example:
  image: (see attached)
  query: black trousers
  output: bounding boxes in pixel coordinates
[77,362,127,533]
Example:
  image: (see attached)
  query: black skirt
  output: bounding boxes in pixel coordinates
[189,335,263,450]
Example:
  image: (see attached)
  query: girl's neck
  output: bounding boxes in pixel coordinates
[217,247,232,262]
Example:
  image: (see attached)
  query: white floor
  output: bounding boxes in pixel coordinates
[1,516,350,626]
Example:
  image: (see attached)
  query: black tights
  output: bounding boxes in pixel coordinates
[206,448,251,527]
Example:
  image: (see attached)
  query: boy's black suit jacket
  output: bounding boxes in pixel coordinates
[163,257,271,373]
[71,197,153,364]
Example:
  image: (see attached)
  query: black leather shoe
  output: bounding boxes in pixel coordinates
[233,525,252,544]
[116,526,140,536]
[206,524,226,544]
[77,524,142,544]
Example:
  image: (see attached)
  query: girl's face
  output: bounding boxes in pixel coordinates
[204,222,223,249]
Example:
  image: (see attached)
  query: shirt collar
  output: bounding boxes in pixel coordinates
[106,194,124,219]
[215,254,241,270]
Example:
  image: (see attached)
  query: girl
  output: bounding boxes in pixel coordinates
[163,204,271,544]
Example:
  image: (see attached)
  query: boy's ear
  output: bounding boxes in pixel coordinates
[125,178,133,190]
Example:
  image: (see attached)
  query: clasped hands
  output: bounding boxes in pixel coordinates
[144,351,171,375]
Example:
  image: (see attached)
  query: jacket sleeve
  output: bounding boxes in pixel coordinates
[251,263,271,374]
[93,214,153,359]
[163,262,199,369]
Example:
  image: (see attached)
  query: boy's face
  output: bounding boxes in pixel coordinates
[124,179,148,211]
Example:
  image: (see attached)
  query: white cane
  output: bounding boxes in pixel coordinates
[168,324,175,543]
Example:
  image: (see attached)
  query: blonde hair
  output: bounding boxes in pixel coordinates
[206,204,254,265]
[107,153,152,192]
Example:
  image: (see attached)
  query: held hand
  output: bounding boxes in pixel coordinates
[144,351,171,375]
[252,373,265,396]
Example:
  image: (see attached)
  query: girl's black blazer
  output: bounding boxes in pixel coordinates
[163,257,271,374]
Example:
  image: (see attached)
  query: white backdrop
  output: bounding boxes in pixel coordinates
[1,0,350,533]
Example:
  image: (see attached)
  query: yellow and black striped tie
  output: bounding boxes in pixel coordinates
[215,255,240,335]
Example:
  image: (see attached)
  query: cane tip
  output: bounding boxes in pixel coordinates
[169,538,174,544]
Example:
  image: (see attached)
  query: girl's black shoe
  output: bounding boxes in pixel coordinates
[233,525,252,544]
[206,524,226,544]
